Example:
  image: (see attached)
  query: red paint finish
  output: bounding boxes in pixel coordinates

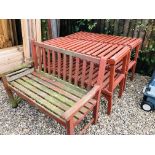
[2,41,107,135]
[65,31,142,80]
[44,36,130,114]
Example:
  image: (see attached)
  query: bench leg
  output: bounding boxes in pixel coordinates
[93,105,99,125]
[66,118,74,135]
[107,95,113,115]
[118,79,125,98]
[6,89,18,108]
[2,76,18,108]
[93,92,101,125]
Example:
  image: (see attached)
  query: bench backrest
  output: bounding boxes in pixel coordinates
[31,40,106,90]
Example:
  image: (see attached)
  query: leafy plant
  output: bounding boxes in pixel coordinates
[41,19,48,41]
[74,19,97,32]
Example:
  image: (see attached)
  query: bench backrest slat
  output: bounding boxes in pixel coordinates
[32,40,106,89]
[33,41,100,64]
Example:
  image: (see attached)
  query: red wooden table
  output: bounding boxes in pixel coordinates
[44,37,130,114]
[66,31,142,80]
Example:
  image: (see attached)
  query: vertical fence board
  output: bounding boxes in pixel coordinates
[143,19,154,49]
[123,19,130,36]
[114,19,120,35]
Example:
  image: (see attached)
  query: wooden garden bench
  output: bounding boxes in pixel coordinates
[66,31,142,80]
[44,38,130,114]
[1,41,107,135]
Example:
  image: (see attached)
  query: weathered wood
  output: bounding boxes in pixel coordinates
[21,76,91,117]
[105,19,110,34]
[123,20,130,36]
[57,52,61,78]
[74,57,80,85]
[62,85,99,121]
[11,81,65,117]
[133,20,141,38]
[128,19,136,37]
[47,50,51,74]
[42,48,47,73]
[32,72,87,97]
[109,19,115,34]
[87,62,94,89]
[114,19,120,35]
[7,67,31,77]
[7,68,34,82]
[139,19,149,49]
[21,19,31,62]
[69,55,73,83]
[0,61,32,77]
[63,54,67,80]
[143,19,154,49]
[81,60,87,88]
[33,41,100,64]
[3,37,109,134]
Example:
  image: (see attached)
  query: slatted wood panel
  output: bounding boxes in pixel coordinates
[44,37,128,59]
[8,71,96,125]
[65,31,142,49]
[32,41,101,90]
[60,32,139,72]
[32,39,129,115]
[66,32,142,73]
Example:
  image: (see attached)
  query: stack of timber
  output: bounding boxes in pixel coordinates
[0,46,24,74]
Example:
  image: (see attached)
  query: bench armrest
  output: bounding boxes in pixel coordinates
[108,46,130,64]
[62,84,101,121]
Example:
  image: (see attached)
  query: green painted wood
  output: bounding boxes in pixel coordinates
[26,74,95,109]
[7,68,34,82]
[11,81,65,117]
[21,76,92,114]
[7,68,31,77]
[35,71,87,96]
[21,76,75,107]
[27,74,81,101]
[15,78,90,119]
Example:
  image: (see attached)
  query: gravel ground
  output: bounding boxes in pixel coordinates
[0,73,155,135]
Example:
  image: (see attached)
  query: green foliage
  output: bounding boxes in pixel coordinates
[74,19,97,32]
[41,19,48,41]
[137,47,155,76]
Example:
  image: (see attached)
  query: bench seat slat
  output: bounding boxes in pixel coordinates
[20,76,92,116]
[32,72,87,98]
[25,74,95,109]
[11,81,65,117]
[13,79,85,120]
[9,72,96,123]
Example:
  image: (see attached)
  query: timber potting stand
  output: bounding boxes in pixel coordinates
[66,31,142,81]
[2,41,107,135]
[44,37,130,114]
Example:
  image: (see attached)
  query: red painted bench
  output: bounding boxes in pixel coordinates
[43,38,130,114]
[2,41,107,135]
[66,31,142,80]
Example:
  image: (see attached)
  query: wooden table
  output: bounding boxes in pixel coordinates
[66,31,142,80]
[43,37,130,114]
